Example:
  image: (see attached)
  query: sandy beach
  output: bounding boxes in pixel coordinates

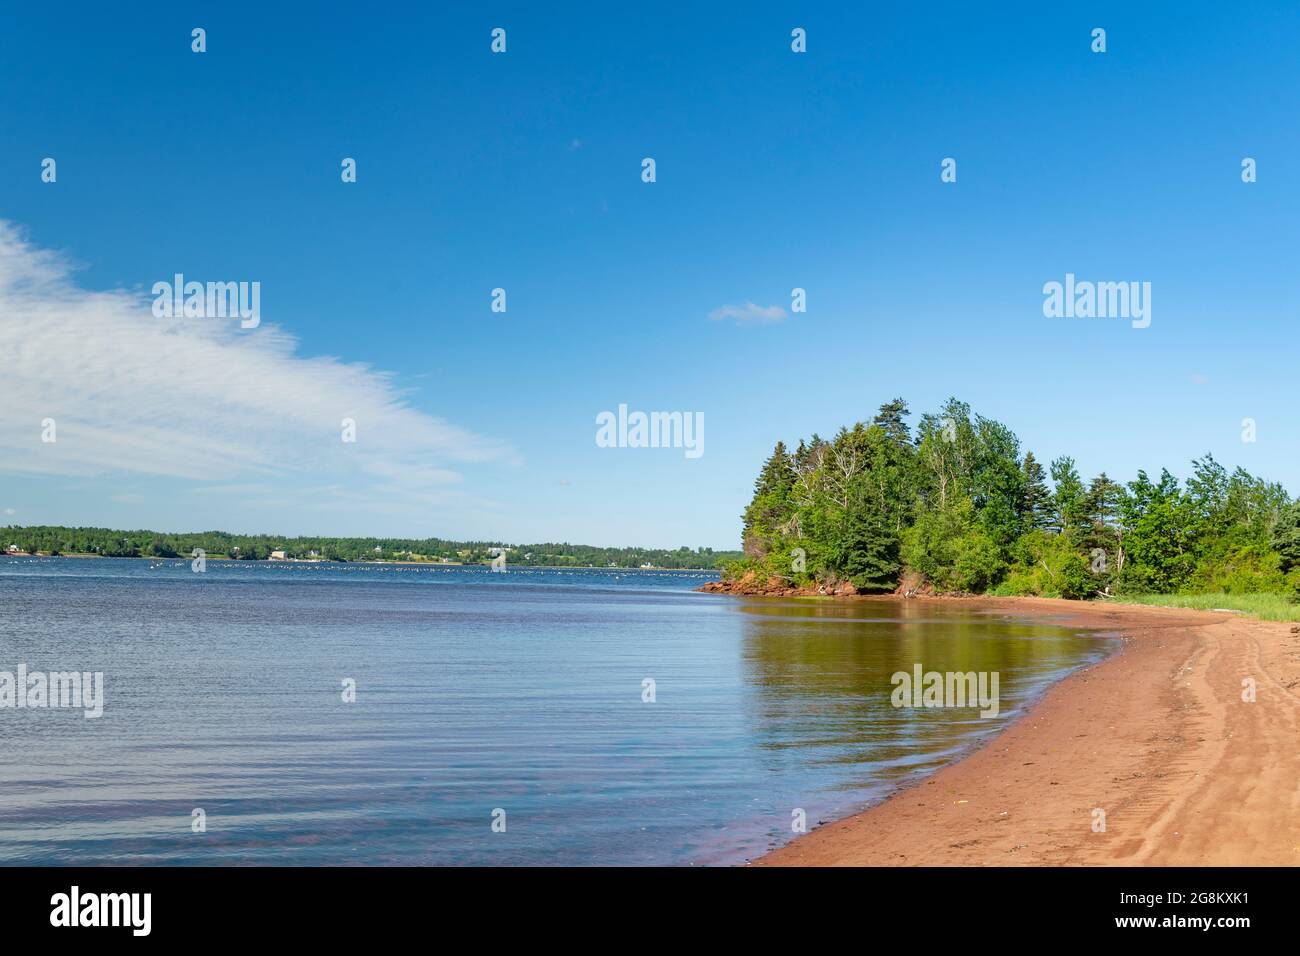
[753,596,1300,866]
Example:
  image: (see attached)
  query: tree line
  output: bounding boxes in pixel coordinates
[734,397,1300,599]
[0,527,740,570]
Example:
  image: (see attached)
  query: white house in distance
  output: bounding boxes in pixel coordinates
[269,550,288,561]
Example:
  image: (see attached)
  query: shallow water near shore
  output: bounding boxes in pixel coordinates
[0,557,1114,865]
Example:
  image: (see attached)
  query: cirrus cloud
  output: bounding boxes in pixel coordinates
[0,221,515,518]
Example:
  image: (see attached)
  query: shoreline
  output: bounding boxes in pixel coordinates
[0,554,724,572]
[720,594,1300,866]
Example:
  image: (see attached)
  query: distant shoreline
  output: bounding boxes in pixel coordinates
[1,553,724,573]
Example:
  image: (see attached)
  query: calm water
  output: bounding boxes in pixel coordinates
[0,556,1113,865]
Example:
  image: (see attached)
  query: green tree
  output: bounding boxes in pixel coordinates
[1019,452,1054,531]
[742,441,797,557]
[1049,456,1089,544]
[1272,501,1300,573]
[1118,470,1197,593]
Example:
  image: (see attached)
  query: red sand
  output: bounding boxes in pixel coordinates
[751,596,1300,866]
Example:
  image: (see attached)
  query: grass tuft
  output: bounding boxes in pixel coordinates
[1116,592,1300,622]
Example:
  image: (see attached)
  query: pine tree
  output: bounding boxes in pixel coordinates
[872,397,912,445]
[1082,472,1124,575]
[1020,452,1053,530]
[742,441,797,555]
[752,441,795,498]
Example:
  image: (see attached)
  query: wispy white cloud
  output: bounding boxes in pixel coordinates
[0,221,515,516]
[708,302,788,325]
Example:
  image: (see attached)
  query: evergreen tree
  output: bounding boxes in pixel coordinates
[741,441,797,556]
[1019,452,1053,531]
[1081,473,1124,578]
[872,397,912,445]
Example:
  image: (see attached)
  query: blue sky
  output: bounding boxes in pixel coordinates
[1,2,1297,548]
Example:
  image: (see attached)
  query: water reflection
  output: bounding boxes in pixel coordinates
[734,596,1111,816]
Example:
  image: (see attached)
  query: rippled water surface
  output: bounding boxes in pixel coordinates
[0,557,1113,865]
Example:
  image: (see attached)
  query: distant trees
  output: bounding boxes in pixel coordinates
[0,527,742,570]
[730,397,1299,601]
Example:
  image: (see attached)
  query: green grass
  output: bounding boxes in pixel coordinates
[1117,592,1300,622]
